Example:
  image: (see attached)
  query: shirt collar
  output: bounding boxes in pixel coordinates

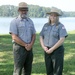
[48,22,60,26]
[18,15,29,21]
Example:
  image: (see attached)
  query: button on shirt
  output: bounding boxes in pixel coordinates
[40,22,68,47]
[9,16,36,44]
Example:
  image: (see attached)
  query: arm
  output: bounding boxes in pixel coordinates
[30,34,36,46]
[26,34,36,50]
[11,33,27,47]
[46,37,65,54]
[40,36,48,51]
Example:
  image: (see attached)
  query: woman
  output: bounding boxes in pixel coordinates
[40,7,68,75]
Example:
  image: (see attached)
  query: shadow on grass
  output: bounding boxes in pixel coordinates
[0,35,12,51]
[63,54,75,75]
[0,64,13,75]
[63,33,75,75]
[0,33,75,75]
[32,62,46,74]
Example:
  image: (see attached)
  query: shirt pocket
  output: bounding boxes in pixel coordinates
[52,29,59,38]
[28,26,33,31]
[43,27,48,36]
[28,25,33,34]
[17,25,25,33]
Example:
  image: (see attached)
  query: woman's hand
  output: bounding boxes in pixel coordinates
[46,48,54,54]
[43,46,48,52]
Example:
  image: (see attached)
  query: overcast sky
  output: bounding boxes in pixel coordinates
[0,0,75,11]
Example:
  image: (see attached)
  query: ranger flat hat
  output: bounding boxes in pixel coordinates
[18,2,28,11]
[47,7,63,16]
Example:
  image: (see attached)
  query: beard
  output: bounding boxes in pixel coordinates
[21,14,28,19]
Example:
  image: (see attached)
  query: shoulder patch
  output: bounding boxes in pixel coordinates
[62,26,65,29]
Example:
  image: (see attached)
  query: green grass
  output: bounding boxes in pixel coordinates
[0,30,75,75]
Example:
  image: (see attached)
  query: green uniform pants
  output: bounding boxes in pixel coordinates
[45,46,64,75]
[13,43,33,75]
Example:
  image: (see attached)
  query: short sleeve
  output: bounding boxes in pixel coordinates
[32,22,36,34]
[9,19,18,35]
[40,26,44,37]
[59,25,68,38]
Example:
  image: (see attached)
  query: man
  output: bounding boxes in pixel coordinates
[9,2,36,75]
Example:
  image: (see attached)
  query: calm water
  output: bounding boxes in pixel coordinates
[0,17,75,34]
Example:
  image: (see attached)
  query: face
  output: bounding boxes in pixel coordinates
[49,13,59,23]
[18,9,28,19]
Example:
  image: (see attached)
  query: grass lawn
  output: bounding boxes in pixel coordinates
[0,30,75,75]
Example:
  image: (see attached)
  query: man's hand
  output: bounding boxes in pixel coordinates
[25,44,32,51]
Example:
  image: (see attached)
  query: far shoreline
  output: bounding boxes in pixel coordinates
[0,30,75,36]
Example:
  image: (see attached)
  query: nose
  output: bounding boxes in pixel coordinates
[22,11,28,14]
[22,11,26,13]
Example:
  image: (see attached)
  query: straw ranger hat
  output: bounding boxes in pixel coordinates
[18,2,28,11]
[47,7,63,16]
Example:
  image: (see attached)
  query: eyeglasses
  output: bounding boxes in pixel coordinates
[20,10,28,11]
[19,8,28,11]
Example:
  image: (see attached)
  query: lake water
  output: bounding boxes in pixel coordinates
[0,17,75,34]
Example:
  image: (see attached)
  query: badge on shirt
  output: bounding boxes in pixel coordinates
[62,26,65,29]
[44,27,48,30]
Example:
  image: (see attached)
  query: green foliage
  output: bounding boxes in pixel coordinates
[0,31,75,75]
[0,5,18,17]
[63,11,75,17]
[0,5,75,17]
[0,5,50,18]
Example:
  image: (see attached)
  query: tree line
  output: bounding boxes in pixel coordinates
[0,5,75,17]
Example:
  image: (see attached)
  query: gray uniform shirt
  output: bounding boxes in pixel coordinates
[9,16,36,44]
[40,22,68,47]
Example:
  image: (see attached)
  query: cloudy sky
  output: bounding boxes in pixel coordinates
[0,0,75,11]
